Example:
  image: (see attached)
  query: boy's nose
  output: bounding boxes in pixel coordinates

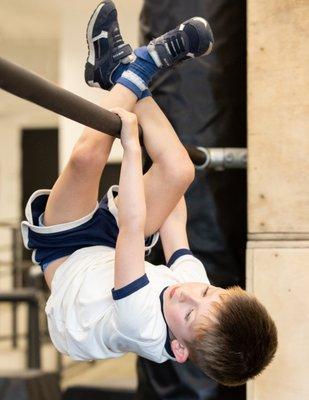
[179,290,198,305]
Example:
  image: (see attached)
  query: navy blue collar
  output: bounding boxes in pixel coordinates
[159,287,176,360]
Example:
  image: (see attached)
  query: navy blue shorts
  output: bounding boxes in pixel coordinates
[21,185,159,271]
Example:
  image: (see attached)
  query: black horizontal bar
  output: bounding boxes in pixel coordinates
[0,57,122,137]
[0,57,247,170]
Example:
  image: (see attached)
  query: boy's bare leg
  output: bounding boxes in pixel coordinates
[44,84,137,226]
[77,2,210,235]
[134,96,194,237]
[44,84,193,240]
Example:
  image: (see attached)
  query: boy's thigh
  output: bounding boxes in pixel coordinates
[143,165,185,237]
[44,133,114,226]
[44,163,101,226]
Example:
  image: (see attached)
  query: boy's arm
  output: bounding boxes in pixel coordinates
[160,197,209,284]
[111,108,146,290]
[159,196,190,264]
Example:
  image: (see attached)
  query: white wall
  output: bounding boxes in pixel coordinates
[0,1,143,375]
[0,37,59,349]
[0,0,142,222]
[0,38,58,222]
[0,0,142,371]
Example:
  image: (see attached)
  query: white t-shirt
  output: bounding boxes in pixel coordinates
[45,245,210,363]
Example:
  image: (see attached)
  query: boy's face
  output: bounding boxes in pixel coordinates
[163,282,226,343]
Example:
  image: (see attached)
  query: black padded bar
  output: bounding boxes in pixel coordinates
[0,57,215,168]
[0,57,122,138]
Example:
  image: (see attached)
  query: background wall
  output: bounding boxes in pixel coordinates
[1,0,308,397]
[247,0,309,399]
[0,41,58,222]
[0,0,142,387]
[0,0,142,224]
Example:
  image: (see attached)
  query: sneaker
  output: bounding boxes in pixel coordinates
[85,0,133,90]
[147,17,214,68]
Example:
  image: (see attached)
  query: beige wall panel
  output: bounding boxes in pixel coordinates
[0,39,58,222]
[246,242,309,400]
[248,0,309,234]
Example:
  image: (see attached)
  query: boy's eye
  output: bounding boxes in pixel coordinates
[185,309,193,321]
[203,287,209,297]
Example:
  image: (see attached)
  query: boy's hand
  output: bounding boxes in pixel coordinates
[110,107,140,151]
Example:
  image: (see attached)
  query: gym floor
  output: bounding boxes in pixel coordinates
[0,307,137,391]
[0,262,136,392]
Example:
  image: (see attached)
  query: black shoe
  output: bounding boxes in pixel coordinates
[85,1,133,90]
[147,17,214,68]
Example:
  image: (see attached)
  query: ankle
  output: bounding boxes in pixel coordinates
[115,47,158,99]
[129,46,159,84]
[140,88,152,100]
[134,46,157,66]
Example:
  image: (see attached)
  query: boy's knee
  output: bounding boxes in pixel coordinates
[70,139,105,171]
[180,159,195,187]
[185,159,195,184]
[165,154,195,188]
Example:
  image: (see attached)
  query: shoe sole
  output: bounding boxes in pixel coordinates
[191,17,214,55]
[148,17,214,68]
[86,2,109,66]
[85,1,111,87]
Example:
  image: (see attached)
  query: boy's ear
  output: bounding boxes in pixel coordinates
[171,339,189,363]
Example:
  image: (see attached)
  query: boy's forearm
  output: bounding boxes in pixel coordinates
[160,196,188,229]
[159,196,190,263]
[114,146,146,289]
[117,146,146,229]
[165,196,187,222]
[114,228,145,289]
[112,109,146,289]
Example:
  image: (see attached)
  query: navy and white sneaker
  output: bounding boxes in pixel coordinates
[85,1,133,90]
[147,17,214,68]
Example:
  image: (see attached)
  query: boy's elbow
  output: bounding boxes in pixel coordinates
[168,157,195,189]
[186,160,195,185]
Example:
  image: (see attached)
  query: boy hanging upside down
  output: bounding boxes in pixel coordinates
[21,1,277,386]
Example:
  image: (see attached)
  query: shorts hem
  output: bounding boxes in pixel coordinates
[22,204,99,235]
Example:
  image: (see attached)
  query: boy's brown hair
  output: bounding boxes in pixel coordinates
[185,286,278,386]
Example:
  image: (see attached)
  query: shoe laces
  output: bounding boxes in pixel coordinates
[166,33,186,57]
[112,27,124,47]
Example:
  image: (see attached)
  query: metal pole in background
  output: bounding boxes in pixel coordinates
[192,147,247,170]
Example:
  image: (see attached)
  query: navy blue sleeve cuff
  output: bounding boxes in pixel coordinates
[112,273,149,300]
[145,235,154,246]
[31,194,49,226]
[167,248,193,268]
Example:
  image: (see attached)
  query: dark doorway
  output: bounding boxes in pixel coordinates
[99,162,121,198]
[21,128,122,259]
[21,128,122,258]
[21,127,59,259]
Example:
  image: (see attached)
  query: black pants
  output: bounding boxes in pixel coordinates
[136,1,247,399]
